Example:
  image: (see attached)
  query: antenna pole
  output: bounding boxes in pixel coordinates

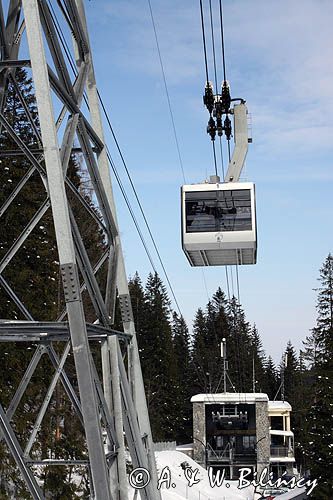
[281,353,288,402]
[221,338,227,393]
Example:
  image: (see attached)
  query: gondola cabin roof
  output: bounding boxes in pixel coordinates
[181,181,257,267]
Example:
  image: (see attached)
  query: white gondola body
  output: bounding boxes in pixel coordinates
[181,181,257,266]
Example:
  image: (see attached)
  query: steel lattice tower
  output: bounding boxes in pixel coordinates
[0,1,161,499]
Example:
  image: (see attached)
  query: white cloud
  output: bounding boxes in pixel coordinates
[90,1,333,159]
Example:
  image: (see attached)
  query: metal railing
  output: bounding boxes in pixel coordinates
[207,444,256,462]
[270,445,294,457]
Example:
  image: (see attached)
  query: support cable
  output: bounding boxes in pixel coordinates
[212,140,218,177]
[236,263,241,305]
[230,265,234,298]
[106,148,158,273]
[99,97,183,317]
[199,1,242,306]
[218,125,230,297]
[199,0,210,84]
[201,0,234,299]
[227,128,238,302]
[225,267,231,302]
[147,0,186,184]
[48,3,184,317]
[49,2,77,76]
[47,4,157,270]
[208,0,218,92]
[218,0,227,82]
[219,0,233,185]
[201,269,210,302]
[209,0,220,178]
[56,0,75,35]
[227,101,240,304]
[218,136,225,179]
[200,0,219,178]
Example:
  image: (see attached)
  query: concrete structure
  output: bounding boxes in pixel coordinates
[191,393,295,480]
[269,401,295,477]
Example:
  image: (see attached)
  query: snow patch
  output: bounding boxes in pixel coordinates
[129,450,254,499]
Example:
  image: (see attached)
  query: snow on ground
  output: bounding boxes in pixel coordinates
[274,488,307,500]
[129,450,254,500]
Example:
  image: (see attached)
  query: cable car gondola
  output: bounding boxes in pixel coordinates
[181,179,257,266]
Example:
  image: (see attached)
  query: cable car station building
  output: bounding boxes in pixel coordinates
[191,393,295,480]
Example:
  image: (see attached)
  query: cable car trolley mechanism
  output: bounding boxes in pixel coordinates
[181,101,257,267]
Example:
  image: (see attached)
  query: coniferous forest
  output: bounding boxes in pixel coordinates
[0,70,332,498]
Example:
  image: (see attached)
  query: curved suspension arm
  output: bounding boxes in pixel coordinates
[224,102,249,182]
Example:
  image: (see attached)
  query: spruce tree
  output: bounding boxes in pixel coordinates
[0,68,59,322]
[0,68,101,495]
[191,289,261,394]
[140,272,178,441]
[262,356,279,399]
[303,255,333,497]
[225,296,254,392]
[282,341,300,405]
[0,68,60,495]
[191,288,231,393]
[280,341,312,475]
[249,324,266,393]
[172,312,193,444]
[128,272,148,344]
[191,307,210,393]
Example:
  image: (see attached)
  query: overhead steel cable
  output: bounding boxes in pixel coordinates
[212,141,218,177]
[236,262,241,304]
[218,131,230,297]
[227,139,231,164]
[200,0,219,177]
[219,0,242,306]
[147,0,186,184]
[231,266,236,298]
[48,1,77,76]
[96,93,183,317]
[50,1,158,273]
[218,0,233,177]
[225,94,241,305]
[56,0,74,34]
[106,148,158,273]
[213,0,228,183]
[225,266,231,301]
[202,269,210,302]
[210,1,231,296]
[198,1,243,306]
[48,3,184,301]
[218,136,225,179]
[199,0,210,84]
[56,1,183,316]
[208,0,218,93]
[218,0,227,82]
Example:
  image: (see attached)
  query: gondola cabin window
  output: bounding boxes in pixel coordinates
[181,181,257,266]
[185,189,252,233]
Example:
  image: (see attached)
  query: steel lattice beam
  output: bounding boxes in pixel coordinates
[0,1,160,499]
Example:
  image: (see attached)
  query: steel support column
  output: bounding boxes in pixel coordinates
[22,1,111,497]
[0,1,159,498]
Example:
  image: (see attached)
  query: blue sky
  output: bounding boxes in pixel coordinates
[83,0,333,364]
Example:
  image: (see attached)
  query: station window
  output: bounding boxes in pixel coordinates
[270,416,284,431]
[242,435,256,449]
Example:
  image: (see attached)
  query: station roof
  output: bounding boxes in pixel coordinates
[191,393,269,404]
[268,401,292,411]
